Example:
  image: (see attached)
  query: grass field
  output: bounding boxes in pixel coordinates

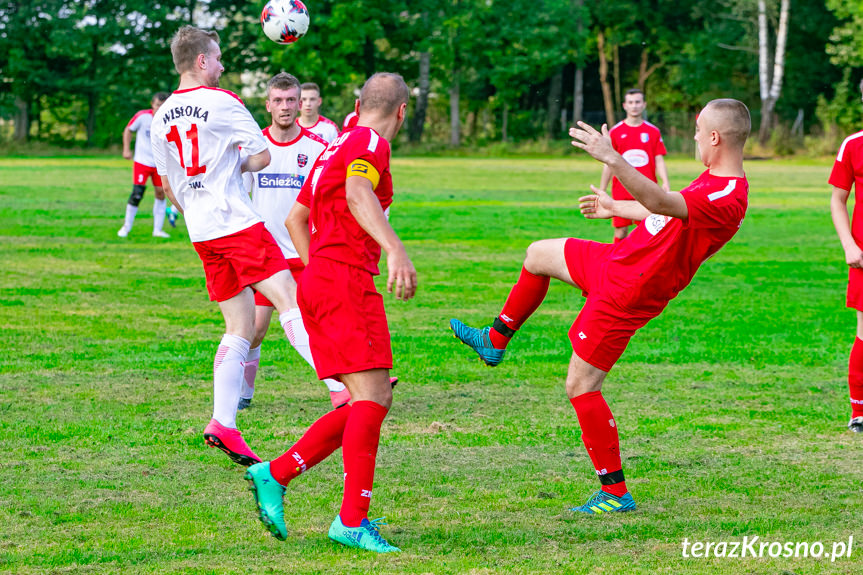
[1,154,860,574]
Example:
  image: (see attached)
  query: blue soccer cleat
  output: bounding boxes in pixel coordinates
[449,318,505,366]
[569,490,636,515]
[167,205,178,228]
[328,515,400,553]
[244,462,287,540]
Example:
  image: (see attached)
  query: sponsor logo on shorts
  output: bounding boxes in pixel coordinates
[258,173,305,189]
[578,331,587,340]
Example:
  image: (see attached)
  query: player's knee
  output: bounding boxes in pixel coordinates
[154,187,165,200]
[128,184,146,207]
[524,240,552,274]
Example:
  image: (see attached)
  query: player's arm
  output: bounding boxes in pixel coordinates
[570,122,687,219]
[831,185,863,268]
[241,149,271,173]
[655,155,671,193]
[160,178,183,215]
[345,176,417,301]
[599,164,612,193]
[579,186,650,221]
[286,202,311,265]
[122,126,133,160]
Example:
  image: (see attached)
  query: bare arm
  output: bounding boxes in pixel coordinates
[241,149,271,174]
[655,155,671,193]
[831,185,863,268]
[122,127,133,160]
[570,122,688,220]
[286,202,311,265]
[345,176,416,300]
[599,164,612,192]
[579,186,651,221]
[160,178,183,215]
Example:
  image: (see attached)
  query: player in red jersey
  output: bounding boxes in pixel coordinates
[342,109,359,132]
[151,26,321,468]
[450,99,750,514]
[298,82,339,143]
[599,89,670,243]
[118,92,171,238]
[244,73,414,553]
[829,78,863,434]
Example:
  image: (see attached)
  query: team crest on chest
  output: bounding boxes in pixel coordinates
[297,153,308,168]
[641,132,650,143]
[644,213,672,236]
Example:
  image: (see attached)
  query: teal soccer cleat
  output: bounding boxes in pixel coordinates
[244,462,287,540]
[449,318,505,366]
[328,515,401,553]
[569,490,636,515]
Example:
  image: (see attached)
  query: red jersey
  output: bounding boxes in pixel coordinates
[298,126,393,275]
[604,171,748,315]
[609,120,667,198]
[342,111,358,132]
[829,130,863,247]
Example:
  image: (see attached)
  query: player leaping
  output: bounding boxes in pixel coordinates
[450,99,750,514]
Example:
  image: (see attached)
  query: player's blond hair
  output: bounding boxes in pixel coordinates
[171,26,220,75]
[268,72,301,98]
[359,73,409,117]
[705,99,751,148]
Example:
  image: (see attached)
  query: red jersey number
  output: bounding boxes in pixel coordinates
[166,124,207,177]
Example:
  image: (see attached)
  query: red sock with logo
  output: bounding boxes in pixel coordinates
[570,391,628,497]
[850,338,863,418]
[489,267,550,348]
[339,400,389,527]
[269,404,351,486]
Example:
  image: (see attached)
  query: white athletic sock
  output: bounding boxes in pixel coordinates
[212,334,251,429]
[279,308,347,393]
[240,345,261,400]
[153,198,167,232]
[124,204,138,229]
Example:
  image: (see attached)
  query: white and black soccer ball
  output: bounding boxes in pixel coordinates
[260,0,310,45]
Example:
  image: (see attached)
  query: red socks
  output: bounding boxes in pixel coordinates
[850,338,863,418]
[340,400,389,527]
[570,391,628,497]
[489,267,550,349]
[270,404,351,486]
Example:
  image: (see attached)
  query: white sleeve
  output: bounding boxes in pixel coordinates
[150,121,167,175]
[231,101,268,156]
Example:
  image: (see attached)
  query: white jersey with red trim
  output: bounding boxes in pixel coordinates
[302,116,339,143]
[127,109,155,167]
[151,86,268,243]
[245,126,327,258]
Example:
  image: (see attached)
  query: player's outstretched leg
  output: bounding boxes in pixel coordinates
[245,462,287,540]
[328,515,400,553]
[449,319,506,366]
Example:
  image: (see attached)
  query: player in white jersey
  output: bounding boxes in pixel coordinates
[298,82,340,143]
[118,92,171,238]
[238,72,352,410]
[150,26,326,468]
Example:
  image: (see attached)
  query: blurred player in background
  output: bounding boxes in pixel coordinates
[244,73,414,553]
[118,92,172,238]
[451,99,750,515]
[298,82,339,143]
[599,89,670,243]
[828,78,863,434]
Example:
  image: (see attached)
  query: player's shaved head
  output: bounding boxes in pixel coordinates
[171,26,220,75]
[359,73,409,117]
[703,99,750,148]
[268,72,301,98]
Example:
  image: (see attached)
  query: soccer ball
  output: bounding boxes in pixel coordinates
[261,0,310,45]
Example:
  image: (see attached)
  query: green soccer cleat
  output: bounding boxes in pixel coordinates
[449,318,505,366]
[244,462,287,540]
[328,515,401,553]
[569,490,636,515]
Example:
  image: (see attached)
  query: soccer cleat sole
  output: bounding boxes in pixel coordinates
[204,434,261,467]
[244,471,287,541]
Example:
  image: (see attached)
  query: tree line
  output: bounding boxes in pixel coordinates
[1,0,861,153]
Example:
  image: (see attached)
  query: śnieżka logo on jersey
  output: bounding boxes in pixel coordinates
[258,173,305,189]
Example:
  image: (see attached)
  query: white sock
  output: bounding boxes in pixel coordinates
[241,345,261,400]
[212,334,250,429]
[124,204,138,229]
[279,308,347,393]
[153,198,167,232]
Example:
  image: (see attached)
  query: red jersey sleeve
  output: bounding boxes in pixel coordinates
[829,140,857,191]
[343,130,391,198]
[654,130,667,157]
[683,177,747,230]
[297,178,312,208]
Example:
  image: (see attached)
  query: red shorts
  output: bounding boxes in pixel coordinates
[133,162,162,187]
[564,238,654,372]
[611,186,634,228]
[297,257,392,381]
[848,267,863,310]
[193,223,288,302]
[254,258,305,307]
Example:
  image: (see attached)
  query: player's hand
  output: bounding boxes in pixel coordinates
[846,244,863,268]
[569,122,616,164]
[386,247,417,301]
[579,186,615,219]
[122,150,132,160]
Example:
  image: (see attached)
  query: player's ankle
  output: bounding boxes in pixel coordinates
[489,318,515,349]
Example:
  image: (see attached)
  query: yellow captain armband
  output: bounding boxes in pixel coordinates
[346,159,380,189]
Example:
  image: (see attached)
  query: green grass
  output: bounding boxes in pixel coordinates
[1,155,860,574]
